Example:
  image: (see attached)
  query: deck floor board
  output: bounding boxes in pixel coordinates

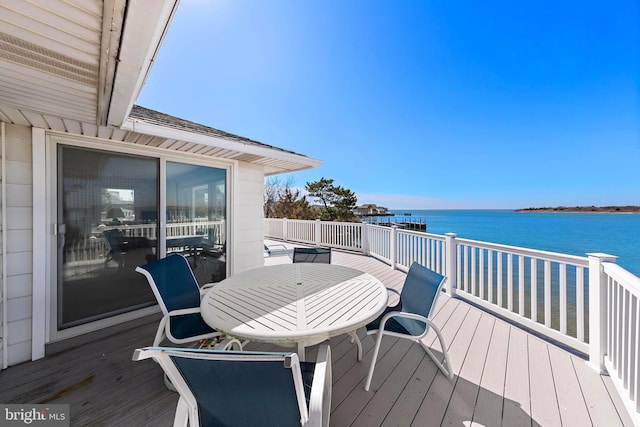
[0,244,632,426]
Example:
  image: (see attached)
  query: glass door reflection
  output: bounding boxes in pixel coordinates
[57,146,158,329]
[166,162,227,285]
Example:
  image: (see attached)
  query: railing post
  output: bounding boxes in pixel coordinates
[445,233,457,297]
[315,219,322,246]
[587,252,618,373]
[282,218,288,242]
[390,225,398,269]
[361,222,369,255]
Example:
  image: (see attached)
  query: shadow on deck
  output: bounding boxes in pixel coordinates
[0,246,633,426]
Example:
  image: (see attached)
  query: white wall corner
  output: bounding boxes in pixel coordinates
[31,128,46,361]
[231,162,265,275]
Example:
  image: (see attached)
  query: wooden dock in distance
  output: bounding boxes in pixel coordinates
[362,215,428,231]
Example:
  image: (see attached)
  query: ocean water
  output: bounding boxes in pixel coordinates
[389,209,640,277]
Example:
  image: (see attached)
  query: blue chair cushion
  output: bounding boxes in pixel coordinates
[169,313,216,340]
[292,247,331,264]
[172,357,304,427]
[142,254,201,312]
[400,264,443,320]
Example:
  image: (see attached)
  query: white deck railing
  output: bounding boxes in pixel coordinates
[591,256,640,420]
[453,237,590,353]
[265,217,640,422]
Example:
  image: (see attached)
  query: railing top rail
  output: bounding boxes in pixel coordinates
[603,262,640,297]
[366,223,391,231]
[318,220,363,226]
[167,220,225,225]
[456,237,589,266]
[396,228,447,241]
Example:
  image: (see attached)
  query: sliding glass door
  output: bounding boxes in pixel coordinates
[56,146,228,331]
[57,146,159,329]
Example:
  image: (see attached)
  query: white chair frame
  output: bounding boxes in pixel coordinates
[364,287,453,391]
[133,345,332,427]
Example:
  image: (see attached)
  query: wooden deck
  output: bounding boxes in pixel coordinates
[0,244,634,426]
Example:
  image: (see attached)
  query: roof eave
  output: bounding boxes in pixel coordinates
[121,117,322,173]
[106,0,179,127]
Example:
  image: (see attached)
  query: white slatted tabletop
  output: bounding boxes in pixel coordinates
[200,263,388,359]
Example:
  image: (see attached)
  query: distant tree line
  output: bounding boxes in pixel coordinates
[264,177,358,222]
[516,205,640,213]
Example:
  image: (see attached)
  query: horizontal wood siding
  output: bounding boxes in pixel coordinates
[4,123,33,366]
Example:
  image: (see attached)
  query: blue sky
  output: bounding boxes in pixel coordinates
[138,0,639,209]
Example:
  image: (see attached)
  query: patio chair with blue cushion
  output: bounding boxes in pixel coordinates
[364,262,453,391]
[292,247,331,264]
[135,254,224,347]
[132,345,332,427]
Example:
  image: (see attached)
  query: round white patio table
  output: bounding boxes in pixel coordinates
[200,263,388,361]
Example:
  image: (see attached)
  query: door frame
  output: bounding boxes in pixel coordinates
[41,132,233,344]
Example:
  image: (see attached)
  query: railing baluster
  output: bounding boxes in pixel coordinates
[488,250,494,304]
[624,290,632,390]
[560,263,567,334]
[531,258,538,323]
[457,244,462,292]
[479,248,485,300]
[631,296,640,412]
[576,266,584,342]
[497,251,503,308]
[507,253,513,312]
[519,255,525,316]
[613,278,619,371]
[608,276,614,366]
[545,260,551,328]
[463,245,469,293]
[471,246,477,296]
[620,284,626,382]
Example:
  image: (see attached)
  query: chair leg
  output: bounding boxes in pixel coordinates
[173,397,190,427]
[347,331,363,361]
[419,321,453,379]
[213,337,243,350]
[364,330,385,391]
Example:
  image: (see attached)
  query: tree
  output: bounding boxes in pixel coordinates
[273,186,314,219]
[264,177,314,219]
[305,177,358,221]
[263,176,281,218]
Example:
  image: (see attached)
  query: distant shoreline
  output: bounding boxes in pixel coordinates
[515,206,640,214]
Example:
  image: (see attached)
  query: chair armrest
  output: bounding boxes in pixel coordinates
[378,311,430,338]
[308,344,332,427]
[167,307,201,317]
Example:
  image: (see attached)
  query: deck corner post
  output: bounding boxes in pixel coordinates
[315,219,322,246]
[282,218,288,241]
[587,252,617,373]
[361,222,369,255]
[390,225,398,269]
[445,233,457,297]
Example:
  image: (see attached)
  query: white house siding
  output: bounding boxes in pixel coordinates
[233,162,266,275]
[2,123,34,366]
